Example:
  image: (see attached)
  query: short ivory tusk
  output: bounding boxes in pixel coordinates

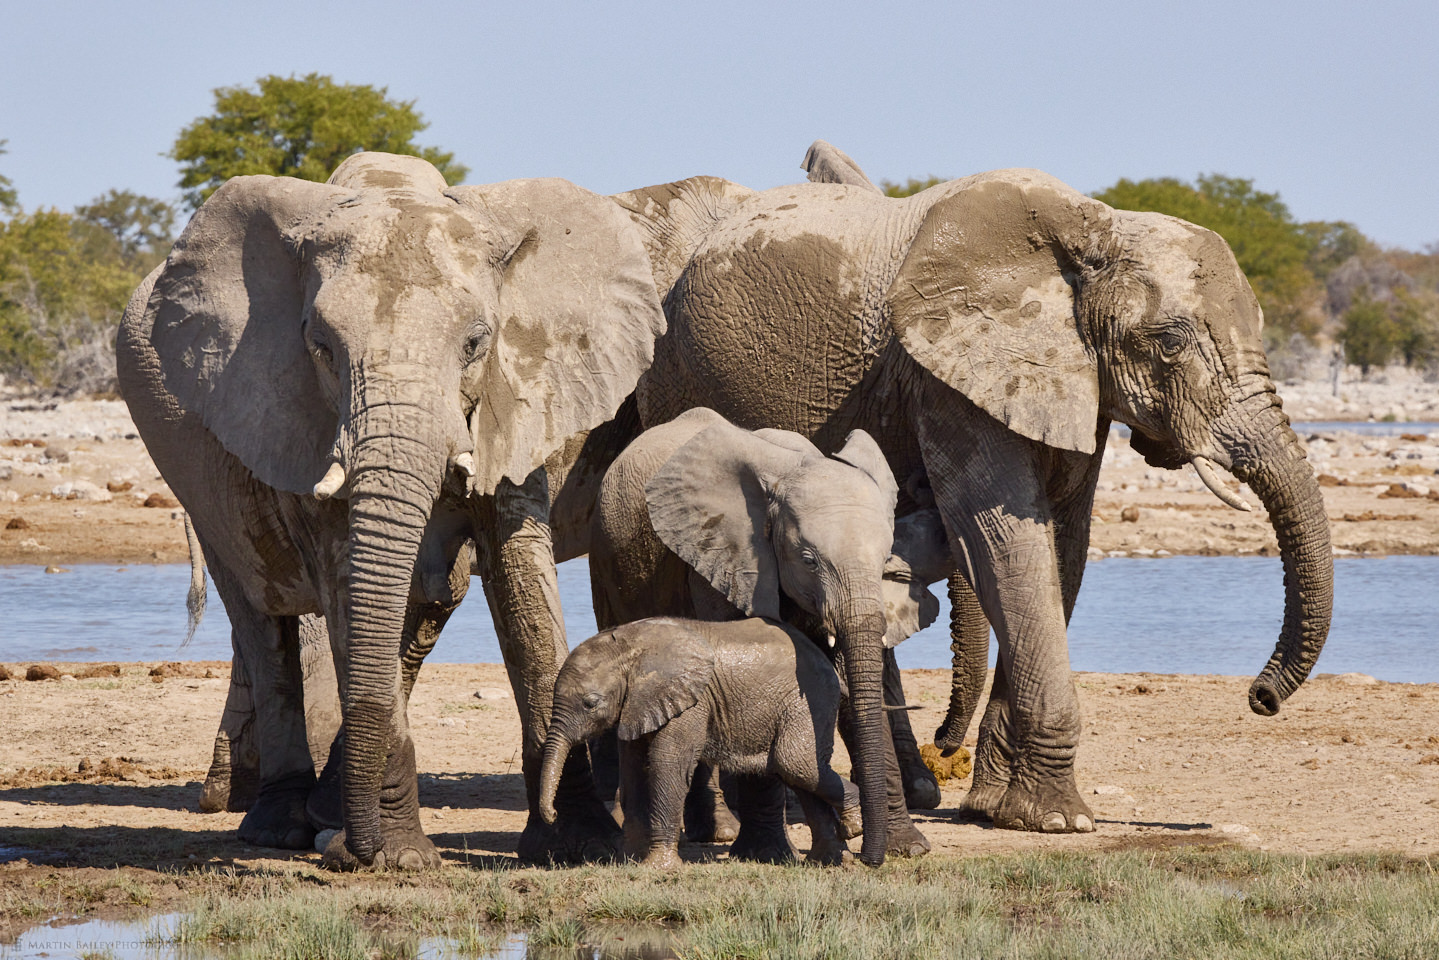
[1192,456,1252,512]
[452,452,476,478]
[313,461,346,500]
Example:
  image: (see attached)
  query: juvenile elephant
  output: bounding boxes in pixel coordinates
[590,406,941,862]
[119,152,665,868]
[609,145,1333,842]
[538,616,855,868]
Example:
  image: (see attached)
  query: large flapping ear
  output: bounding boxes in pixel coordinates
[645,419,809,619]
[886,170,1110,454]
[801,139,882,194]
[881,508,952,647]
[451,179,668,496]
[127,175,350,494]
[832,429,899,514]
[610,176,756,294]
[616,624,717,740]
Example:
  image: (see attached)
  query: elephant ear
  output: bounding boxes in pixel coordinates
[645,420,809,620]
[450,179,667,496]
[617,626,716,740]
[831,429,898,514]
[801,139,882,194]
[137,175,351,494]
[881,509,952,647]
[886,170,1110,454]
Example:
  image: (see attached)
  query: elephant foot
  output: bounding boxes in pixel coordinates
[640,844,683,870]
[199,737,260,813]
[885,817,931,858]
[727,822,796,864]
[198,767,231,814]
[517,806,622,865]
[236,773,315,849]
[804,836,852,866]
[320,827,441,872]
[992,779,1095,833]
[903,771,942,811]
[957,780,1007,821]
[684,783,740,843]
[838,791,864,841]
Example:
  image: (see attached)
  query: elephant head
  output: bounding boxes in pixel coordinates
[539,624,716,824]
[887,169,1332,717]
[122,152,664,864]
[641,417,902,863]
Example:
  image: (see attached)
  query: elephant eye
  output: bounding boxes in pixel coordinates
[309,339,335,369]
[463,322,493,366]
[1152,323,1191,362]
[800,549,819,569]
[582,692,602,710]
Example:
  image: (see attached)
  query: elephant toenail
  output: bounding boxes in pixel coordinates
[1074,814,1094,832]
[397,848,424,870]
[1041,812,1067,832]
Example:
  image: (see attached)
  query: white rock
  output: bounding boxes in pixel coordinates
[474,687,512,701]
[1218,823,1251,835]
[69,480,112,502]
[1093,784,1125,796]
[1335,672,1379,685]
[314,828,340,853]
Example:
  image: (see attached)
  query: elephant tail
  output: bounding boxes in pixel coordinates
[182,512,206,647]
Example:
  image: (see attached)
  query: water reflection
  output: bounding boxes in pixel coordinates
[0,915,678,960]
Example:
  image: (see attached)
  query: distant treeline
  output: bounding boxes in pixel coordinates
[2,74,1434,394]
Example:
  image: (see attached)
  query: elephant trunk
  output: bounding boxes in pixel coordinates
[538,721,575,825]
[340,389,447,864]
[933,571,991,753]
[832,583,889,867]
[1217,388,1334,716]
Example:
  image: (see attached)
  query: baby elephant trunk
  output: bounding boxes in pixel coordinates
[538,725,575,825]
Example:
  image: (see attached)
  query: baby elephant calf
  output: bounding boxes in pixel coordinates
[538,616,856,868]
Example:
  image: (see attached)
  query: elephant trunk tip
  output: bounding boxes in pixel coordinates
[1248,677,1284,717]
[539,799,558,825]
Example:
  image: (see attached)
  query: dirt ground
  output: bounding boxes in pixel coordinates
[0,661,1436,872]
[2,383,1437,872]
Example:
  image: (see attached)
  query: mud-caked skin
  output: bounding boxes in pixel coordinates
[119,151,666,869]
[589,406,949,865]
[538,618,855,869]
[608,142,1334,835]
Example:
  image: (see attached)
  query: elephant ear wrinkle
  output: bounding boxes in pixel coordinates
[645,418,807,620]
[452,179,668,496]
[886,170,1106,455]
[616,622,717,740]
[128,175,349,495]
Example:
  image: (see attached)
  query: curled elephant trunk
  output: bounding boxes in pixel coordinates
[832,588,889,866]
[933,572,990,754]
[1217,391,1334,716]
[340,397,447,864]
[538,724,574,825]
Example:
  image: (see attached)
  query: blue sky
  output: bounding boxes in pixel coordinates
[2,0,1435,248]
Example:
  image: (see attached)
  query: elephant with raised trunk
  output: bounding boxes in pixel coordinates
[119,152,665,869]
[608,146,1332,842]
[590,406,944,863]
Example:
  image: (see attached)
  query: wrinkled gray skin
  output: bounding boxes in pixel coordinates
[607,145,1333,840]
[539,616,855,868]
[590,406,940,863]
[119,152,665,869]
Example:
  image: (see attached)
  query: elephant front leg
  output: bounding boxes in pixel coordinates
[920,413,1092,834]
[474,471,620,864]
[883,648,940,810]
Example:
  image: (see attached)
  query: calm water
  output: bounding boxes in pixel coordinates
[1,556,1434,683]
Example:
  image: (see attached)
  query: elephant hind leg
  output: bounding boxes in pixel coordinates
[884,648,940,810]
[683,762,739,843]
[957,656,1013,822]
[199,648,260,814]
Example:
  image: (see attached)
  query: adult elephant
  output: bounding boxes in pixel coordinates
[609,147,1333,841]
[119,152,665,869]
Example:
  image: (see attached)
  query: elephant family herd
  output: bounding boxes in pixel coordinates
[116,141,1333,870]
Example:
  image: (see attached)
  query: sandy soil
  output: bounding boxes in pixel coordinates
[0,662,1436,871]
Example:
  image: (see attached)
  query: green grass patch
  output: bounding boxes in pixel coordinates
[3,849,1436,958]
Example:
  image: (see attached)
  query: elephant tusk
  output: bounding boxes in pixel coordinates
[827,634,837,649]
[1192,456,1252,512]
[313,461,346,500]
[452,452,476,478]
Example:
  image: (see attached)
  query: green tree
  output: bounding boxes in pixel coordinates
[1092,174,1328,344]
[0,140,17,215]
[1339,294,1398,374]
[75,189,176,270]
[170,73,468,209]
[881,176,947,198]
